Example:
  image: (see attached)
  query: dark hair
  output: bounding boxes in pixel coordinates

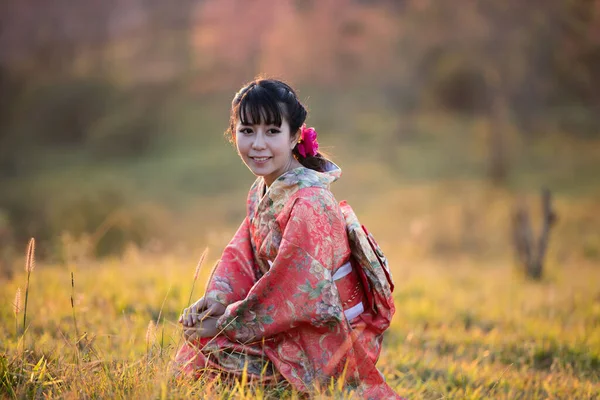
[226,78,329,172]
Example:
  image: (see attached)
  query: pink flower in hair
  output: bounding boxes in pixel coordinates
[298,124,319,158]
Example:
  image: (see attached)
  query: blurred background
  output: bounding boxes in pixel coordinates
[1,0,599,272]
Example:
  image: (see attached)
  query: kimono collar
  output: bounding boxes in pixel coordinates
[246,160,342,222]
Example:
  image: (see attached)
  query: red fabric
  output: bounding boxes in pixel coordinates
[335,267,365,310]
[175,167,402,399]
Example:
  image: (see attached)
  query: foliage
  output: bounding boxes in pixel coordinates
[1,92,600,261]
[1,0,600,258]
[0,77,170,173]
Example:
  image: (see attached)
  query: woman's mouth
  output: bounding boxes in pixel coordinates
[250,156,272,164]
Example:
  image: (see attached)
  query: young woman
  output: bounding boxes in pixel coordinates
[176,78,401,398]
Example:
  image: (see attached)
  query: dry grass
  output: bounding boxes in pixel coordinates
[1,181,599,399]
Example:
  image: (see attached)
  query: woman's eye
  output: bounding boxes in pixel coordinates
[267,128,281,134]
[239,128,253,135]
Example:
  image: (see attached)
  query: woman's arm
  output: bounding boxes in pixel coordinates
[203,217,258,307]
[179,217,257,328]
[215,189,350,343]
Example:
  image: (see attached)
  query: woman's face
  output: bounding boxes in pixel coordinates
[235,116,300,187]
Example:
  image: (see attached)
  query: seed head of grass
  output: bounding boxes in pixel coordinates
[13,287,21,315]
[25,238,35,273]
[194,248,209,281]
[22,237,36,342]
[146,320,156,344]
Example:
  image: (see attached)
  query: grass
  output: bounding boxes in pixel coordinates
[1,179,599,398]
[1,102,599,397]
[1,258,598,398]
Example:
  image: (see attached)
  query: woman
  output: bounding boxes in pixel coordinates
[176,78,401,399]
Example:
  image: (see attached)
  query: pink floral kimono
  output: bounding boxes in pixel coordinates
[175,163,401,399]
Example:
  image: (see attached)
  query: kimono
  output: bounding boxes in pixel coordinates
[175,163,402,399]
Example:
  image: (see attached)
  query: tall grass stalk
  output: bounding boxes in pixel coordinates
[70,272,81,357]
[13,287,21,337]
[186,248,208,308]
[155,285,171,360]
[22,238,35,338]
[159,325,165,360]
[176,250,214,359]
[146,320,156,359]
[240,359,248,398]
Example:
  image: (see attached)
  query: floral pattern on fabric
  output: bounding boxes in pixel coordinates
[175,163,402,399]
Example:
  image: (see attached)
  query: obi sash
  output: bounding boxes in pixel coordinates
[333,260,366,321]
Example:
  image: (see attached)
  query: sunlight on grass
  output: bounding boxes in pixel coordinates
[1,178,600,398]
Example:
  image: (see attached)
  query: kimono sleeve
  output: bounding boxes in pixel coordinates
[216,191,349,343]
[204,217,257,307]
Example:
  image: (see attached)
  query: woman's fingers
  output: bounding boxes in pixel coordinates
[180,306,198,327]
[193,298,205,310]
[186,307,197,326]
[187,301,201,326]
[192,300,215,323]
[180,298,226,327]
[179,307,189,325]
[198,317,218,338]
[210,301,227,317]
[183,323,206,341]
[183,326,198,341]
[192,304,206,324]
[194,303,224,323]
[194,308,212,324]
[186,297,209,326]
[183,318,219,341]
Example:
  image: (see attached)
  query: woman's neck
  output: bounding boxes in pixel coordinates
[264,158,303,188]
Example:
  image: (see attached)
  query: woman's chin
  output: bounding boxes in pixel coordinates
[249,165,272,175]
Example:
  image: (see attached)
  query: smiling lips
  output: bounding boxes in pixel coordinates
[250,156,272,164]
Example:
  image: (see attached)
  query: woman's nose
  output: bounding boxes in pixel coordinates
[252,132,266,149]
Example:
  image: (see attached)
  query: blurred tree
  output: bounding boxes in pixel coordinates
[512,189,557,280]
[0,0,599,259]
[550,0,600,135]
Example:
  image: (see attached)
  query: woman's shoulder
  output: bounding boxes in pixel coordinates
[283,186,341,224]
[287,166,341,209]
[275,187,343,238]
[275,164,340,190]
[292,185,336,203]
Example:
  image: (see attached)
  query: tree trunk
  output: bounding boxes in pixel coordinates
[511,188,557,279]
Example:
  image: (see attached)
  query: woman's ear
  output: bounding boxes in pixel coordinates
[290,129,301,149]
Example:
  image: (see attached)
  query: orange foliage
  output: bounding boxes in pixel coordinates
[190,0,400,89]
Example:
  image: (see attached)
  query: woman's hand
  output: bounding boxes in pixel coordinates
[182,316,220,341]
[179,297,227,327]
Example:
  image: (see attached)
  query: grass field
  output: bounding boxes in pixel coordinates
[1,180,599,399]
[1,103,599,398]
